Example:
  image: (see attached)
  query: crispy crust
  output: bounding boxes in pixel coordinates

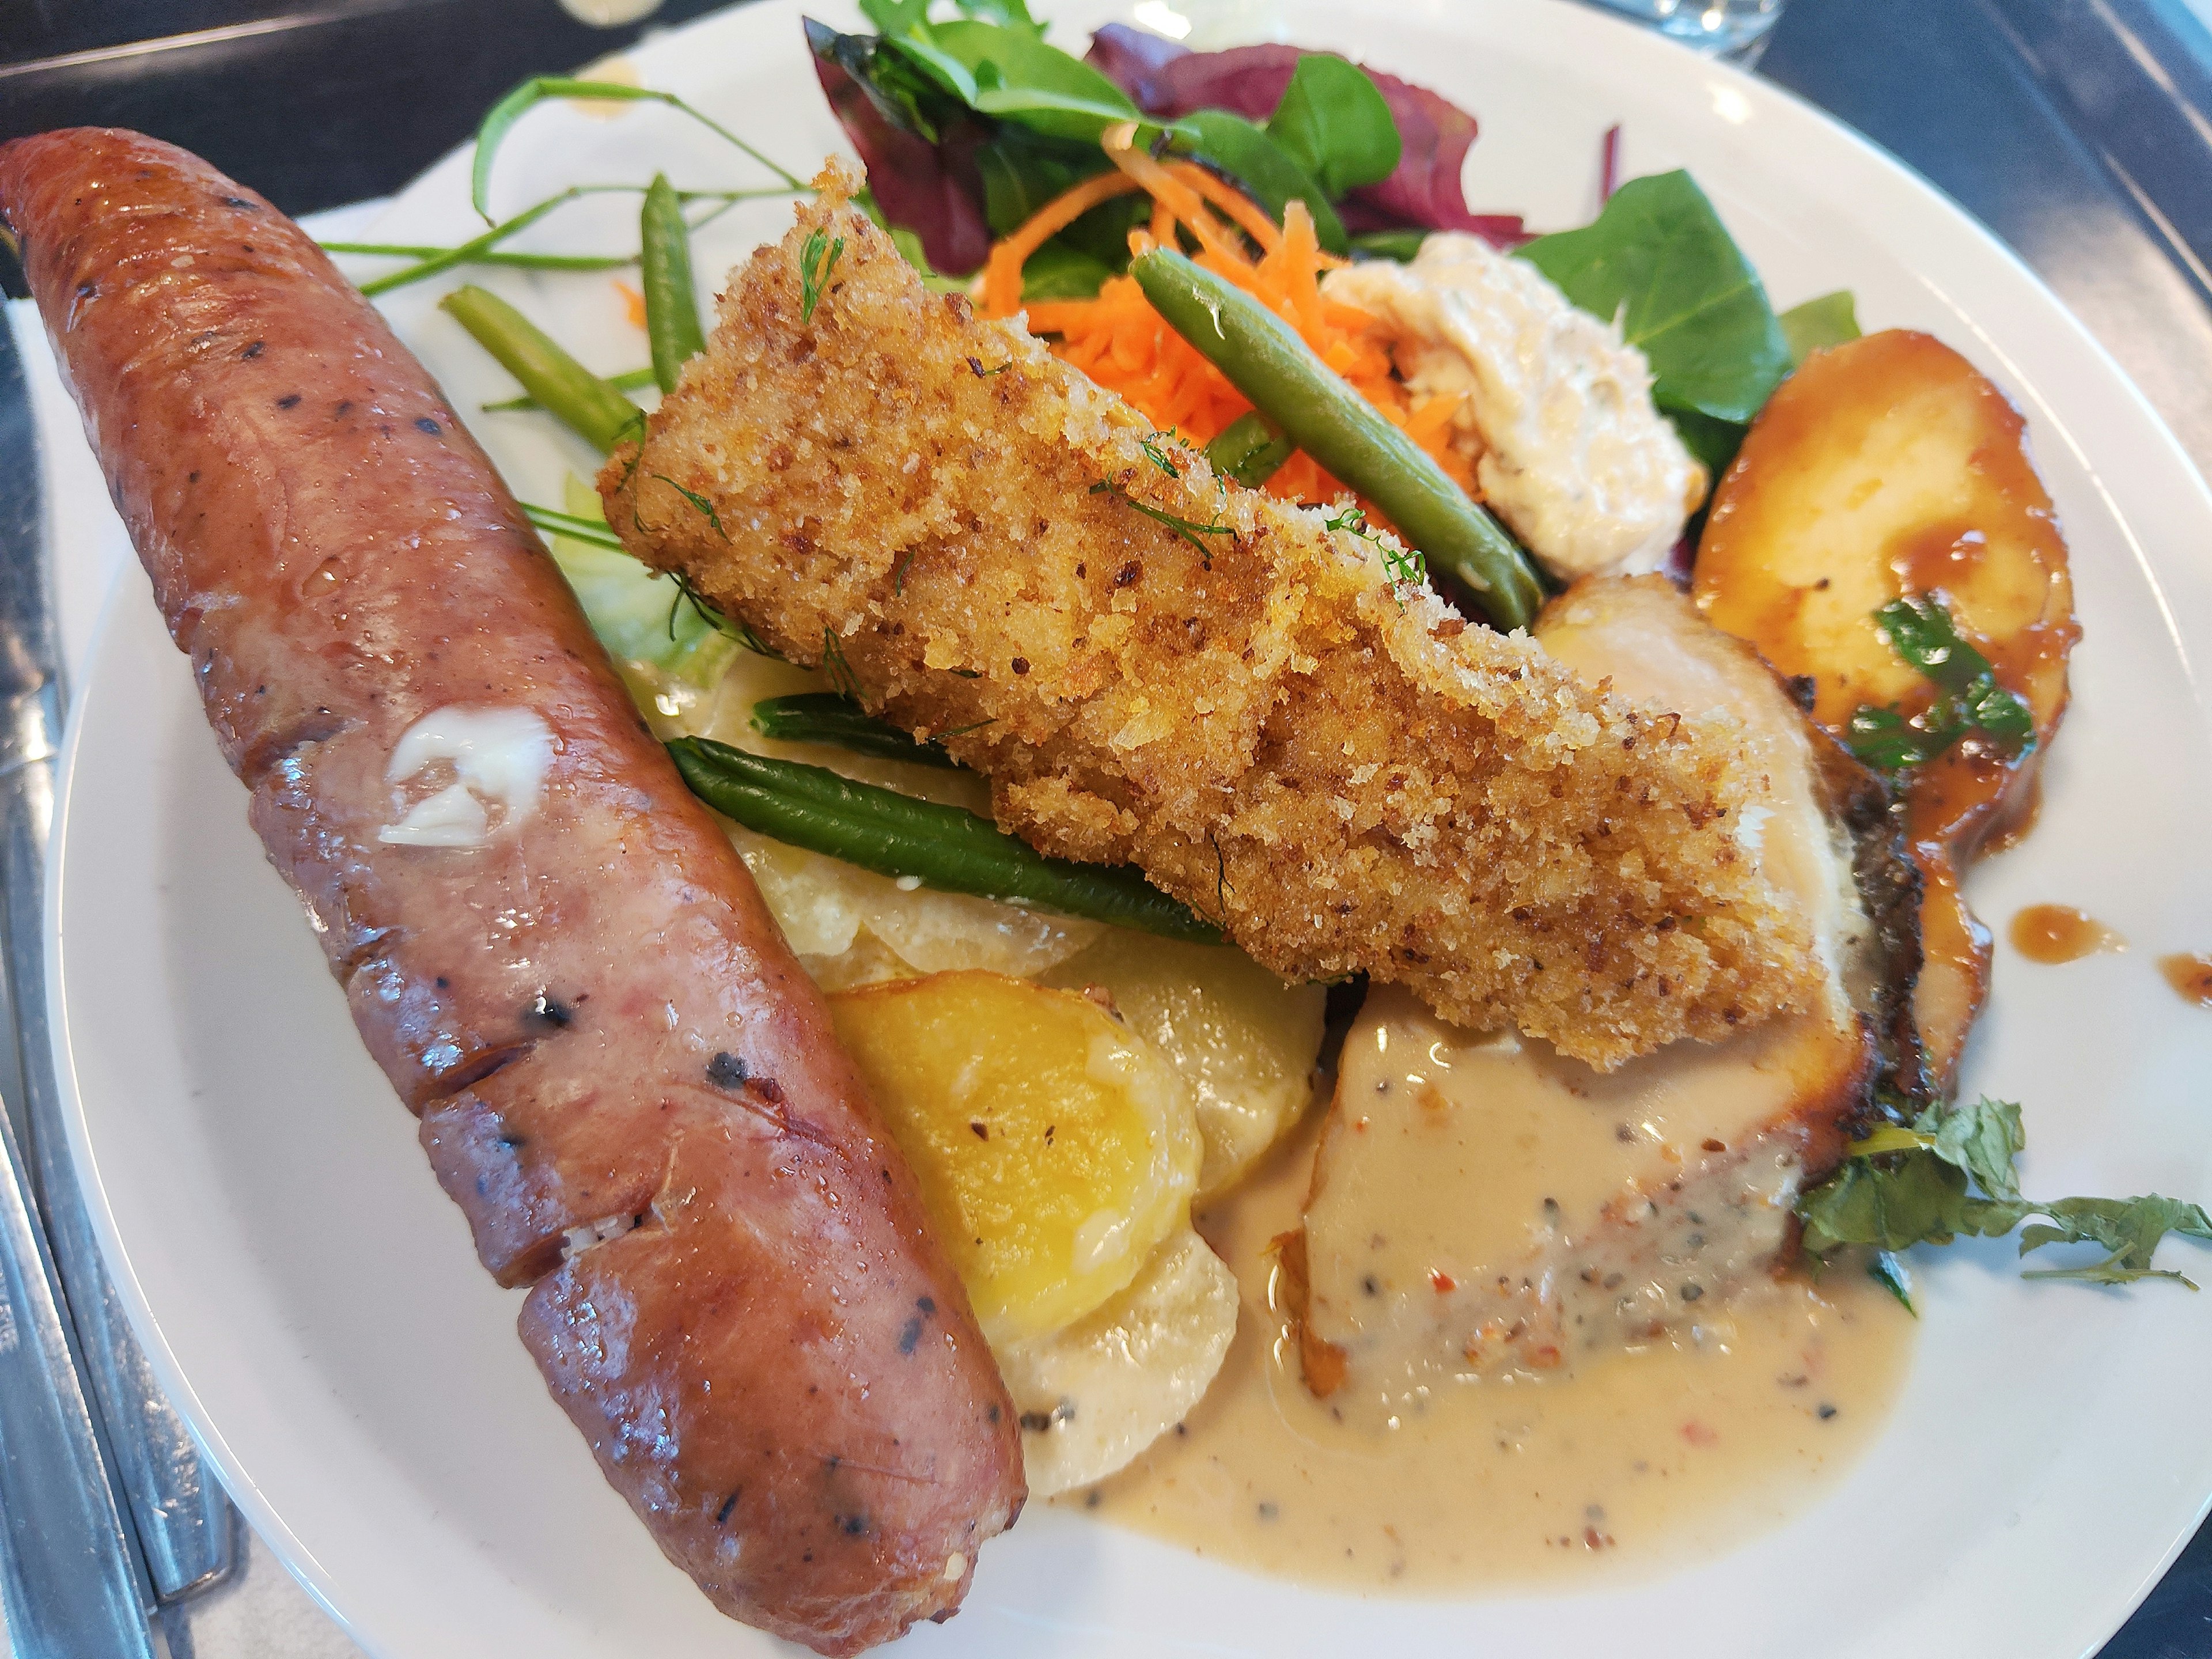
[601,163,1821,1069]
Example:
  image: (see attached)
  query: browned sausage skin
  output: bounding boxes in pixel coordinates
[0,128,1022,1656]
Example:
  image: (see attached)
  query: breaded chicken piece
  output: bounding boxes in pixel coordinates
[600,164,1819,1068]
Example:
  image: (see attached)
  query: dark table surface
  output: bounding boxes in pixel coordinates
[6,0,2212,1653]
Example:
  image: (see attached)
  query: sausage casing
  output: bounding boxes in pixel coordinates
[0,127,1022,1656]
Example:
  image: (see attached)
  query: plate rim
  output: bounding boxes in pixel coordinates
[43,2,2212,1656]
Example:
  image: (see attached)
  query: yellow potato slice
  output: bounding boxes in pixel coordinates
[1046,934,1325,1200]
[999,1228,1238,1498]
[830,971,1200,1345]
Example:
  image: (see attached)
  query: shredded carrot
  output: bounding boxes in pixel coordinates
[1162,161,1282,256]
[615,279,647,330]
[980,171,1143,318]
[979,128,1479,512]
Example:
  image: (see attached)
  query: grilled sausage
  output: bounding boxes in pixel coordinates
[0,128,1022,1656]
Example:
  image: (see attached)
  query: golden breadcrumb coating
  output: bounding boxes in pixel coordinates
[600,162,1819,1068]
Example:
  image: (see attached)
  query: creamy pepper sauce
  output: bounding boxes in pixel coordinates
[1074,1089,1915,1589]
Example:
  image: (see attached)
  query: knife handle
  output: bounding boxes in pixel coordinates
[0,1080,158,1659]
[2,762,238,1599]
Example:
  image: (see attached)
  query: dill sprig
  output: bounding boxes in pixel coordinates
[1326,505,1425,589]
[670,571,779,659]
[800,228,845,323]
[1089,477,1235,557]
[821,627,864,700]
[1137,431,1187,478]
[650,472,731,541]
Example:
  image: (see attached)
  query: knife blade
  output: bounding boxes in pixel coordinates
[0,310,236,1605]
[0,307,161,1659]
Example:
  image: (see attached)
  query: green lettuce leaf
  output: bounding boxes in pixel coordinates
[1170,109,1346,253]
[1778,289,1860,366]
[1266,54,1400,200]
[1518,170,1791,427]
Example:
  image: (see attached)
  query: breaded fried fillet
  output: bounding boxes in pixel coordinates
[601,164,1819,1069]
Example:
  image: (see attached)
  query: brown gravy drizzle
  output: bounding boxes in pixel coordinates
[2009,904,2126,964]
[2159,954,2212,1006]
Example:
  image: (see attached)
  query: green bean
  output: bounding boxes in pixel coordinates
[486,366,658,412]
[1203,411,1293,488]
[667,737,1222,942]
[751,694,959,767]
[440,286,641,453]
[1131,247,1546,630]
[641,174,706,393]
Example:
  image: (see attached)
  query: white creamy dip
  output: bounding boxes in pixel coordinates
[1323,234,1706,581]
[379,706,555,849]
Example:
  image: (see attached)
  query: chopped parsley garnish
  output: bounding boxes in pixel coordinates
[1844,594,2036,772]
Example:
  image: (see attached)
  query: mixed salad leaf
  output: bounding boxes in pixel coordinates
[1800,1096,2212,1290]
[810,5,1524,285]
[1519,171,1791,475]
[1084,24,1527,242]
[1778,288,1861,365]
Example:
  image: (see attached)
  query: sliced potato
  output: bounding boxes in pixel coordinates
[1044,933,1325,1201]
[830,972,1200,1346]
[1692,329,2078,1086]
[999,1228,1238,1498]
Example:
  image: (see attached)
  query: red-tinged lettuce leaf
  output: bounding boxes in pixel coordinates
[1085,24,1527,245]
[811,29,996,274]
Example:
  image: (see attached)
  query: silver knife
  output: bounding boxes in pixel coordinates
[0,310,236,1612]
[0,308,161,1659]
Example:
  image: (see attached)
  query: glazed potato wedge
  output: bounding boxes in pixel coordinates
[1694,329,2078,1086]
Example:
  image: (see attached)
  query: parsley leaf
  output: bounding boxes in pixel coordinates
[2021,1197,2212,1286]
[1844,594,2036,774]
[1797,1095,2210,1289]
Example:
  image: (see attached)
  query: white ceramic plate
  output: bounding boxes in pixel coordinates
[46,1,2212,1654]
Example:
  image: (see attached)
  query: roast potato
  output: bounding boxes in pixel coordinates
[1694,329,2078,1088]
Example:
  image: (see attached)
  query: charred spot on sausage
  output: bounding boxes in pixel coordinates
[415,416,441,435]
[527,991,574,1028]
[706,1051,749,1088]
[240,340,263,359]
[715,1489,743,1525]
[276,393,301,409]
[897,1315,924,1355]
